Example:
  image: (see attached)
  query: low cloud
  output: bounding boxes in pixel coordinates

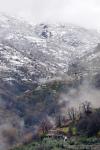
[0,0,100,29]
[59,79,100,115]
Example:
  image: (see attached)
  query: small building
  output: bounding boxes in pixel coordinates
[45,129,68,140]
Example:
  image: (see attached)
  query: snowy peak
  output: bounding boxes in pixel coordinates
[0,15,99,86]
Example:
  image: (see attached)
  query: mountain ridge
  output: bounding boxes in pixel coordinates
[0,14,100,149]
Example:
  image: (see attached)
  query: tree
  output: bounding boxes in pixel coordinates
[80,101,92,116]
[67,107,77,122]
[39,118,53,135]
[56,115,62,128]
[77,111,100,137]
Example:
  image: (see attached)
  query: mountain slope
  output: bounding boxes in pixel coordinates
[0,15,100,84]
[0,14,100,149]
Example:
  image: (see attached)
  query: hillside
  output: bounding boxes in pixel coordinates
[0,14,100,149]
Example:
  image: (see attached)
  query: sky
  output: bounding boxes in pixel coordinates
[0,0,100,29]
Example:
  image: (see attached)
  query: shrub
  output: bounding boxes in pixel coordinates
[72,127,77,136]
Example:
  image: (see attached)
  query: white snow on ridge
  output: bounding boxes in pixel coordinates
[0,15,99,82]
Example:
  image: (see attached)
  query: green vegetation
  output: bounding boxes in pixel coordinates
[11,101,100,150]
[11,137,100,150]
[9,79,100,150]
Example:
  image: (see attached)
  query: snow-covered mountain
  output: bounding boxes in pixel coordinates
[0,14,100,86]
[0,14,100,149]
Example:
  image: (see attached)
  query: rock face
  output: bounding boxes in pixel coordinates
[0,14,100,149]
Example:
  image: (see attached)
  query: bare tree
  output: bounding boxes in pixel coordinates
[67,107,77,122]
[39,118,52,134]
[23,132,33,144]
[80,101,92,116]
[55,115,62,128]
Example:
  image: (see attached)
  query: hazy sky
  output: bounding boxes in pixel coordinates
[0,0,100,29]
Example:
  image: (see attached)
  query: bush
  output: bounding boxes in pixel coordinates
[78,137,99,145]
[72,127,77,136]
[77,111,100,136]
